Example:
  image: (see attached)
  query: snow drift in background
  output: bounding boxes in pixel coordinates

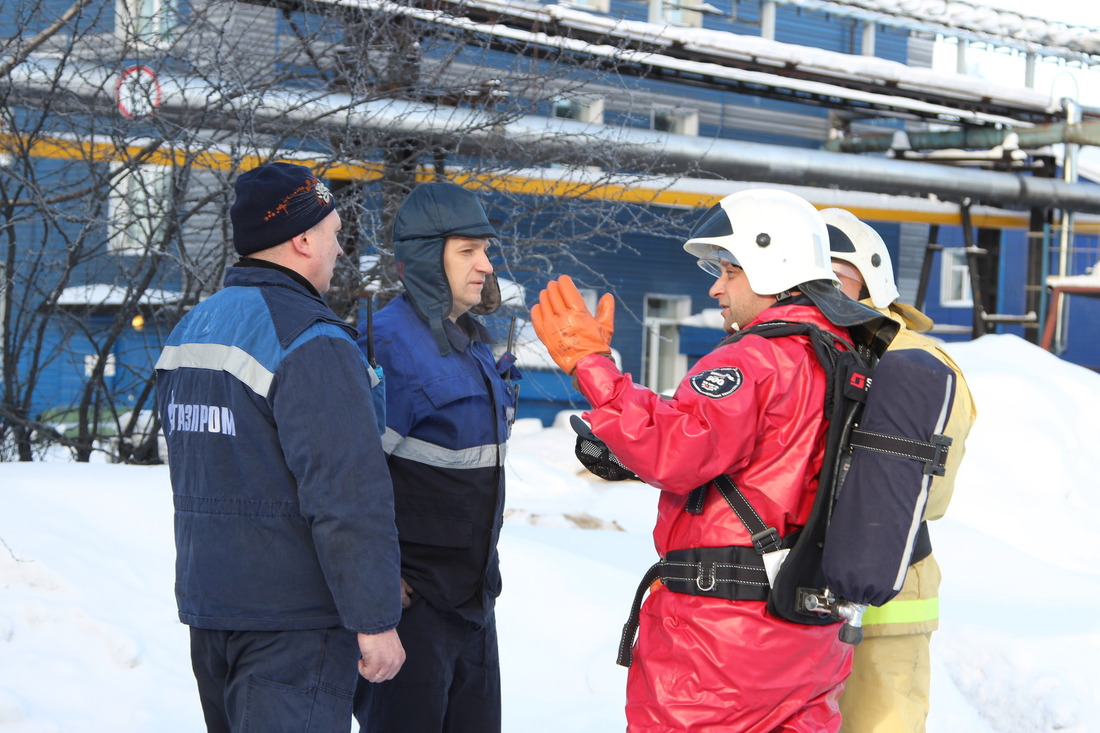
[0,334,1098,732]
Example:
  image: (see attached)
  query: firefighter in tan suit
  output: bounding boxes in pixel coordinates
[822,208,977,732]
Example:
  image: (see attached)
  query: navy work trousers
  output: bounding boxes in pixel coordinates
[190,626,360,733]
[354,598,500,733]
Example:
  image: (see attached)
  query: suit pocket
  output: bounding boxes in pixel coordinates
[421,373,485,410]
[395,490,474,548]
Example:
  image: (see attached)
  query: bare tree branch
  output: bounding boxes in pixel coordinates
[0,0,96,79]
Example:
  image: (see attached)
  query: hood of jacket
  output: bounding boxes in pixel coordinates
[392,181,500,355]
[885,301,935,334]
[799,279,898,356]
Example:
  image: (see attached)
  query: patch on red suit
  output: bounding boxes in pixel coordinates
[689,366,743,398]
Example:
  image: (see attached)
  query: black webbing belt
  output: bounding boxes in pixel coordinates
[616,563,662,668]
[616,473,933,667]
[849,428,953,477]
[617,475,781,667]
[616,544,771,667]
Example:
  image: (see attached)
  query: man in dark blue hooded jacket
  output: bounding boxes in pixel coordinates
[354,181,519,732]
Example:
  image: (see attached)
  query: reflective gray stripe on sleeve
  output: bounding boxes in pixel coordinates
[156,343,275,398]
[381,428,403,455]
[382,428,506,469]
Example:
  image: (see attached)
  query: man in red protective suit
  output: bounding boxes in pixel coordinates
[532,189,891,732]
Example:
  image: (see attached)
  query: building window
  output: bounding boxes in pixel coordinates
[576,287,599,314]
[940,248,973,307]
[560,0,610,11]
[652,107,699,136]
[110,165,172,256]
[116,0,177,45]
[551,98,605,171]
[652,0,704,27]
[85,352,117,379]
[643,295,690,394]
[552,96,604,125]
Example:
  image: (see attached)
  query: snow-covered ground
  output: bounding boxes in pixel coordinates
[1,333,1098,732]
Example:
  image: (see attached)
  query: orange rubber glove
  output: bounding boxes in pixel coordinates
[530,275,614,375]
[594,291,615,345]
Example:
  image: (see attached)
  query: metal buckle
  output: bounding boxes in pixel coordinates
[925,433,954,477]
[751,527,782,555]
[695,563,716,592]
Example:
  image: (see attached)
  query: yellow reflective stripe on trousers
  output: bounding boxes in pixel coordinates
[861,597,940,626]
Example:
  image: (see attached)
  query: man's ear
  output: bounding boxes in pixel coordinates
[288,231,312,258]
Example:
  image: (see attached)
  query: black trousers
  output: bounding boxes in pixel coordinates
[190,626,360,733]
[354,599,500,733]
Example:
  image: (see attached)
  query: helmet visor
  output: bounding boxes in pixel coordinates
[696,248,740,277]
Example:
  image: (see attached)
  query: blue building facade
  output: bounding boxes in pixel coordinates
[3,0,1099,444]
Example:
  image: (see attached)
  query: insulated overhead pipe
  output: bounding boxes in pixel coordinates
[8,57,1100,214]
[823,120,1100,154]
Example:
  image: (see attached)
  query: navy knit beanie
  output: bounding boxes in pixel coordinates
[230,162,337,256]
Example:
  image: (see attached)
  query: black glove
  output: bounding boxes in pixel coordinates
[570,415,639,482]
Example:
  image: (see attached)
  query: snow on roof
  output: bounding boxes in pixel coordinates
[539,5,1067,116]
[1047,264,1100,288]
[771,0,1100,58]
[545,0,1100,59]
[324,0,1080,123]
[56,284,181,306]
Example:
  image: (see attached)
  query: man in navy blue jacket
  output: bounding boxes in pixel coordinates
[156,162,404,732]
[354,181,519,732]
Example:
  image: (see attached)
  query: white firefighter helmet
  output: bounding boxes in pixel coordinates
[683,189,839,296]
[820,207,900,309]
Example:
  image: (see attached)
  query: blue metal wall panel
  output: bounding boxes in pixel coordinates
[10,0,1096,432]
[910,226,974,338]
[1056,298,1100,369]
[774,5,909,62]
[681,324,726,363]
[1,0,114,35]
[500,199,716,423]
[25,314,169,419]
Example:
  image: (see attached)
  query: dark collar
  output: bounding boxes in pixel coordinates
[442,312,493,353]
[234,257,320,298]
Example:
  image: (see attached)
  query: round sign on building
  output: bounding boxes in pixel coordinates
[116,66,162,120]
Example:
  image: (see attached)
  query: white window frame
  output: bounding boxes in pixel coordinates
[940,248,974,307]
[559,0,609,12]
[115,0,177,46]
[552,96,604,125]
[109,164,172,256]
[651,0,704,27]
[643,294,691,394]
[576,287,599,314]
[85,352,117,378]
[550,98,605,172]
[652,107,699,136]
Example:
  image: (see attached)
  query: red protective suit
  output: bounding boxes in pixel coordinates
[575,302,853,732]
